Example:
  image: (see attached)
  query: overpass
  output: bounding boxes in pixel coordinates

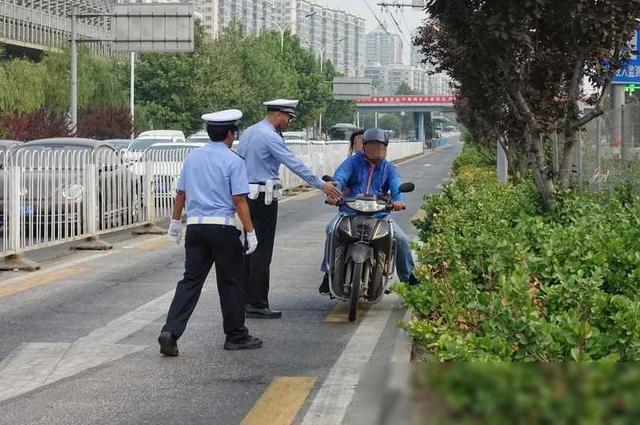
[0,0,113,55]
[356,95,456,142]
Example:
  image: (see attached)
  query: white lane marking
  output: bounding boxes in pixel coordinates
[424,164,432,167]
[0,289,174,402]
[391,309,412,364]
[301,295,396,425]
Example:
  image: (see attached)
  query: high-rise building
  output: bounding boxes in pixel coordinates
[191,0,365,76]
[193,0,276,38]
[366,30,403,65]
[363,63,453,95]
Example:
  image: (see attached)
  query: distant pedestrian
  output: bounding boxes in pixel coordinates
[348,129,365,156]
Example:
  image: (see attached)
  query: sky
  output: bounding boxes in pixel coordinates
[317,0,428,64]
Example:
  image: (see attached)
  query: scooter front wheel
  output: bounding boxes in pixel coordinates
[349,262,363,322]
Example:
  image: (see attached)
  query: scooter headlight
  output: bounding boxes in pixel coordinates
[346,199,386,213]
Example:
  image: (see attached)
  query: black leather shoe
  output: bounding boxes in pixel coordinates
[224,335,263,350]
[319,273,330,295]
[407,273,420,286]
[245,305,282,319]
[158,331,179,357]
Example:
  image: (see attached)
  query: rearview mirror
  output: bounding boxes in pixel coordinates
[399,182,415,193]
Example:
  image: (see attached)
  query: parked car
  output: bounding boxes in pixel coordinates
[104,139,132,150]
[186,131,240,149]
[126,130,186,160]
[129,142,205,177]
[282,131,308,142]
[131,142,205,216]
[0,138,141,236]
[0,140,20,166]
[186,131,210,143]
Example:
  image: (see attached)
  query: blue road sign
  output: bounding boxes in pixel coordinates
[612,28,640,85]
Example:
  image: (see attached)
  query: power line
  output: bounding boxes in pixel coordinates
[362,0,391,35]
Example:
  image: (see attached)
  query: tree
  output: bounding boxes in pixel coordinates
[416,0,640,207]
[321,100,356,133]
[395,81,416,96]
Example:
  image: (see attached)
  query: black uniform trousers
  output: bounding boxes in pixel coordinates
[162,224,248,343]
[245,193,278,309]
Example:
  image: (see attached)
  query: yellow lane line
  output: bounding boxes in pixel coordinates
[324,301,369,323]
[136,237,170,251]
[0,266,87,299]
[241,376,317,425]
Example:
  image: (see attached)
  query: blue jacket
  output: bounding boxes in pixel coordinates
[333,152,404,216]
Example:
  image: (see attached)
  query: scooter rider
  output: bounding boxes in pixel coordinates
[319,128,418,294]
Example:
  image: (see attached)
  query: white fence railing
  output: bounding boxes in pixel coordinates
[0,141,423,266]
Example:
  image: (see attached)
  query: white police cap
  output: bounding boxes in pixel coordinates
[201,109,242,126]
[263,99,299,117]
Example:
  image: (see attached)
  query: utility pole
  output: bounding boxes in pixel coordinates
[130,52,135,139]
[70,5,79,134]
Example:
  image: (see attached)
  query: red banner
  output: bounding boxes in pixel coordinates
[357,95,455,104]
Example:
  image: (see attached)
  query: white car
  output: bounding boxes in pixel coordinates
[282,131,308,142]
[129,142,204,177]
[186,131,209,143]
[187,131,240,148]
[127,130,186,159]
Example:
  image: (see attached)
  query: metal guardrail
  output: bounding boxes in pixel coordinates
[0,141,424,268]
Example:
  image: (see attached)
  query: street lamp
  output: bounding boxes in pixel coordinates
[261,12,317,54]
[260,18,287,53]
[300,36,344,138]
[318,37,344,73]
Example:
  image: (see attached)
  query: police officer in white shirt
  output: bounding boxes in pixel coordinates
[158,109,262,355]
[237,99,341,318]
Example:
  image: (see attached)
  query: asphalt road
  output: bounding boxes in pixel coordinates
[0,142,460,425]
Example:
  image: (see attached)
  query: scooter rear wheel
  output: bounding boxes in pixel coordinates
[349,262,363,322]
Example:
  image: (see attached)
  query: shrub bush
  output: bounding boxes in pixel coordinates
[0,108,70,141]
[419,363,640,424]
[398,164,640,361]
[451,143,495,174]
[77,106,132,140]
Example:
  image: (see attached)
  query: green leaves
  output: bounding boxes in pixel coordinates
[135,22,342,134]
[400,158,640,362]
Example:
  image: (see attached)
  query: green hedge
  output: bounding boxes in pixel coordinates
[420,363,640,425]
[397,159,640,361]
[451,142,495,174]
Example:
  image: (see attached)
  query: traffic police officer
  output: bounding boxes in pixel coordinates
[237,99,342,318]
[158,109,262,355]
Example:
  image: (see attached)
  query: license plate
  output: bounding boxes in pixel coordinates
[21,204,33,215]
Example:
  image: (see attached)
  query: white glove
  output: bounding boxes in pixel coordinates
[245,230,258,255]
[168,219,182,244]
